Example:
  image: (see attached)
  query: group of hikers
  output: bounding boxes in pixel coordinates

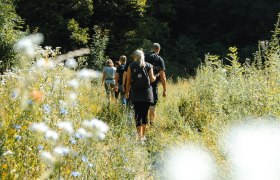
[101,43,167,143]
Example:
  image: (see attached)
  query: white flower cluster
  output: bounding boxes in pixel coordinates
[83,118,109,140]
[57,121,74,134]
[30,118,109,165]
[14,33,44,57]
[30,122,59,141]
[163,144,217,180]
[77,69,102,79]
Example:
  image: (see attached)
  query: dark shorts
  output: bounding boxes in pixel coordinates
[150,83,158,106]
[133,102,150,126]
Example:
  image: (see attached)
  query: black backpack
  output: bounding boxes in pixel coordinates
[130,62,150,90]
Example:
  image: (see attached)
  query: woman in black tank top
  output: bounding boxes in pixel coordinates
[125,49,156,143]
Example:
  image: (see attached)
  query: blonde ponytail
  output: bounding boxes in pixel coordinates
[132,49,145,67]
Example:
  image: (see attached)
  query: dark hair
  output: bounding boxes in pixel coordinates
[152,43,161,50]
[115,61,121,67]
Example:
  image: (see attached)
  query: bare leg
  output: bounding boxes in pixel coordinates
[149,106,155,125]
[136,126,142,139]
[142,125,146,138]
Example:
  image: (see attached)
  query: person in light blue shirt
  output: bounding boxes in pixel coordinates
[102,59,116,98]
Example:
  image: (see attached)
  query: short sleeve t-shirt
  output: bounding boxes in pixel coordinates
[103,66,116,84]
[146,52,166,83]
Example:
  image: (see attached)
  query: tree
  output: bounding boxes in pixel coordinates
[88,26,109,70]
[15,0,94,50]
[0,0,24,73]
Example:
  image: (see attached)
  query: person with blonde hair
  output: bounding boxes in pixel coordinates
[125,49,156,143]
[102,59,116,99]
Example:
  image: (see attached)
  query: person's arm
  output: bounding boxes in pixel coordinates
[149,68,156,83]
[160,70,167,97]
[115,73,119,91]
[125,67,131,99]
[122,71,127,92]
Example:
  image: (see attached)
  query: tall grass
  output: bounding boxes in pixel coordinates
[1,14,280,179]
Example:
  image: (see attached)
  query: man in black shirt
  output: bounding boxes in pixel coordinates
[146,43,167,125]
[115,55,127,105]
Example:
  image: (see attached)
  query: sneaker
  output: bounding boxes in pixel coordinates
[141,139,145,145]
[140,136,147,145]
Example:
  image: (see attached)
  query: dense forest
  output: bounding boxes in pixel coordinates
[1,0,280,75]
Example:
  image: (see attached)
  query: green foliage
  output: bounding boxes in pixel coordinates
[15,0,94,50]
[91,0,146,58]
[178,15,280,133]
[13,0,280,76]
[67,19,90,45]
[0,45,148,179]
[2,15,280,179]
[88,26,109,70]
[0,0,24,73]
[173,35,200,74]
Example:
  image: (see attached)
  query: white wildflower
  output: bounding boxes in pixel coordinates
[83,118,109,133]
[54,146,70,156]
[71,171,81,177]
[59,100,68,108]
[69,92,77,101]
[45,130,59,141]
[14,33,44,57]
[163,144,217,180]
[30,122,49,133]
[77,69,101,79]
[76,128,93,138]
[45,46,52,50]
[98,132,106,140]
[57,121,74,134]
[40,151,55,164]
[65,58,78,69]
[36,58,56,69]
[68,79,80,89]
[3,150,14,156]
[222,119,280,180]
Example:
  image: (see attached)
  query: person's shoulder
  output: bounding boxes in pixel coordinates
[145,62,153,69]
[116,65,121,70]
[145,62,152,67]
[158,55,164,62]
[117,65,125,72]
